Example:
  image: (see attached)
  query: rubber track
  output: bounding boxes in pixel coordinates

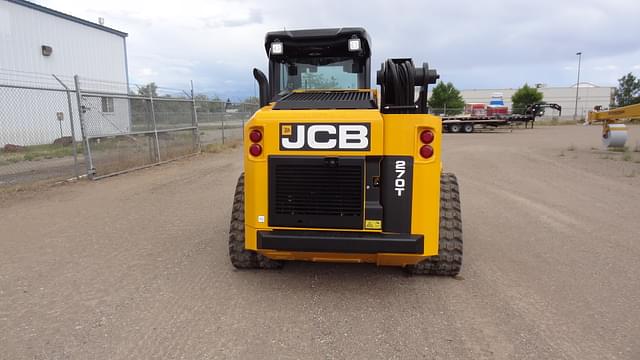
[409,173,463,276]
[228,173,282,269]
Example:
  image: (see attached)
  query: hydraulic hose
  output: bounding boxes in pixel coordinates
[377,59,439,114]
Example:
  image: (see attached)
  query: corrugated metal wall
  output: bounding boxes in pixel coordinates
[0,1,129,146]
[0,1,127,87]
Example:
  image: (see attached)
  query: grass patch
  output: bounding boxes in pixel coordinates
[0,143,82,164]
[622,152,633,162]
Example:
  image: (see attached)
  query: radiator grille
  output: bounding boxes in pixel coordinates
[269,157,364,229]
[283,91,371,102]
[272,91,376,110]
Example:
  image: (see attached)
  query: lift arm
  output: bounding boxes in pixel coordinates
[587,103,640,124]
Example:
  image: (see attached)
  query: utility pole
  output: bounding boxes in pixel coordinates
[574,52,582,121]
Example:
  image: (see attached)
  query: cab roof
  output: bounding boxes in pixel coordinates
[264,27,371,59]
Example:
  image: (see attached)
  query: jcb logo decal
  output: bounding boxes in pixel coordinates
[280,123,370,151]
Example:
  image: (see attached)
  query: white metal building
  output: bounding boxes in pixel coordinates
[459,83,614,119]
[0,0,130,146]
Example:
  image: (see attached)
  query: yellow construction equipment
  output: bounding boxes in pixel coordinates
[587,103,640,148]
[228,28,462,275]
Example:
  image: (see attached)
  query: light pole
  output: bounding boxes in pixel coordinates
[574,52,582,121]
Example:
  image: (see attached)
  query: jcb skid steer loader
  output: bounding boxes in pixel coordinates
[229,28,462,275]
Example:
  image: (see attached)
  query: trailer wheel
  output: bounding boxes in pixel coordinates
[449,124,461,133]
[229,173,282,269]
[463,123,474,133]
[406,173,463,276]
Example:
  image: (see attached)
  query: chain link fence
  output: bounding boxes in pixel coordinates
[0,70,83,186]
[196,100,259,146]
[76,76,201,179]
[1,68,260,187]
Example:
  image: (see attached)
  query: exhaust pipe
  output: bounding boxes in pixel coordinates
[253,68,270,108]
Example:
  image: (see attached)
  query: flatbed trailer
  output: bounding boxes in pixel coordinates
[441,103,562,133]
[441,114,534,133]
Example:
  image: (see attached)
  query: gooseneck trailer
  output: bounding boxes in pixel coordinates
[441,103,562,133]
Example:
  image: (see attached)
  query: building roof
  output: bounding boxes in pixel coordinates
[8,0,128,37]
[570,82,600,88]
[461,84,614,91]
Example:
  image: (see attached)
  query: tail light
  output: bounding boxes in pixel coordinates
[248,128,263,157]
[249,129,262,143]
[420,129,434,144]
[420,145,434,159]
[419,129,435,159]
[249,143,262,156]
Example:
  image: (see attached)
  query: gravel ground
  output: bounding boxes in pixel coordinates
[1,125,639,359]
[0,156,84,186]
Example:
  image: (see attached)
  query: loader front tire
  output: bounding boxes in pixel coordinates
[228,173,282,269]
[408,173,463,276]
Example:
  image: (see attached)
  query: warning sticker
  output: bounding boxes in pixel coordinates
[365,220,382,230]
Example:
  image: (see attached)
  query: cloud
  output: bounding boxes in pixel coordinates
[37,0,640,99]
[204,9,262,28]
[593,65,618,71]
[140,68,156,76]
[83,8,153,27]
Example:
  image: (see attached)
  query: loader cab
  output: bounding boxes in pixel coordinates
[264,28,372,101]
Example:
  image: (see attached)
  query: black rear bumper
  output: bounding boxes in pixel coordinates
[257,230,423,254]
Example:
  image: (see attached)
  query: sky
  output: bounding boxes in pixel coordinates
[39,0,640,100]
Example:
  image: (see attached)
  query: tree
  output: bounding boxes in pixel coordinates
[511,84,543,114]
[613,72,640,107]
[137,82,158,97]
[300,73,339,89]
[243,96,260,104]
[428,81,465,115]
[194,94,225,113]
[194,94,210,102]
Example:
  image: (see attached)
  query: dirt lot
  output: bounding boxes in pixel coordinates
[1,125,639,359]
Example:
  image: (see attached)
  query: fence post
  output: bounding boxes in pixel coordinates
[221,114,225,145]
[149,94,162,162]
[190,80,201,153]
[52,74,79,178]
[73,75,95,178]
